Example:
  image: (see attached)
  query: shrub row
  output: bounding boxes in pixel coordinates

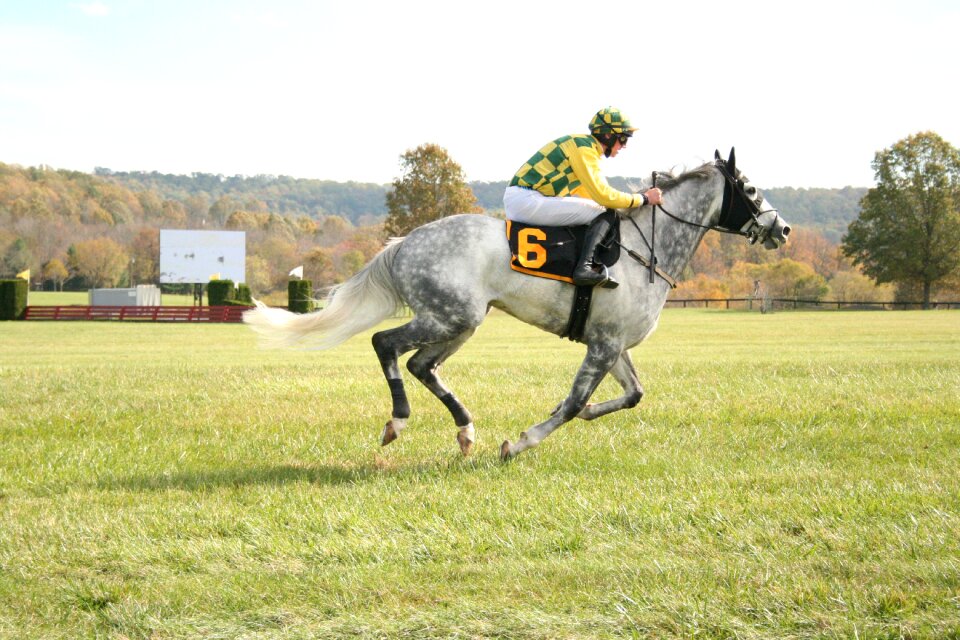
[207,280,254,307]
[0,279,28,320]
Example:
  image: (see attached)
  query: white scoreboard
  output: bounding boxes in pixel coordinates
[159,230,246,284]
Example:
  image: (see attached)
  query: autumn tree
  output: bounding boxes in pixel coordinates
[208,196,241,226]
[304,247,337,287]
[71,237,128,288]
[672,273,729,300]
[43,258,69,291]
[161,200,187,227]
[827,270,895,303]
[843,132,960,308]
[129,228,160,284]
[245,255,271,295]
[384,143,480,237]
[727,259,829,300]
[319,215,352,246]
[781,228,842,279]
[137,190,165,219]
[2,238,32,276]
[337,249,366,280]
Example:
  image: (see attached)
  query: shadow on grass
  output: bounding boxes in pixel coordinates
[97,456,492,493]
[98,463,378,492]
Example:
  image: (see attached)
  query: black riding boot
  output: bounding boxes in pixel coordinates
[571,215,619,288]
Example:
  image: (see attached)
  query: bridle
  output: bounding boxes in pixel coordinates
[713,157,782,242]
[619,153,782,287]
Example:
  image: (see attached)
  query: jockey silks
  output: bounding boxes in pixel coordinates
[509,134,643,210]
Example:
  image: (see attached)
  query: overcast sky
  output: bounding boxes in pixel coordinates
[2,0,957,189]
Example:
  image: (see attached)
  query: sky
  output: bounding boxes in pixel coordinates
[1,0,958,189]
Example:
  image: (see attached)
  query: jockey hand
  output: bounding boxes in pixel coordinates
[644,188,663,206]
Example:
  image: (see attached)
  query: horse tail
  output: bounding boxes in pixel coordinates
[243,238,405,350]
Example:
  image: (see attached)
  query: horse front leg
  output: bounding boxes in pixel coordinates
[577,351,644,421]
[501,342,621,460]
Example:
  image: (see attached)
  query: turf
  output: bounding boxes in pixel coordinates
[1,309,958,638]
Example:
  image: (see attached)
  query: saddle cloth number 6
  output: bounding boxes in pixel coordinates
[517,228,547,269]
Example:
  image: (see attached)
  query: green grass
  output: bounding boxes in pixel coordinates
[1,309,958,638]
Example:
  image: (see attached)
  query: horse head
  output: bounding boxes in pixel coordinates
[713,148,791,249]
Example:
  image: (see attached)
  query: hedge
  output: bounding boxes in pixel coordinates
[207,280,235,306]
[0,279,28,320]
[236,283,253,304]
[288,280,313,313]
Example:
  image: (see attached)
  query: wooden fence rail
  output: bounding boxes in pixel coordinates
[19,300,960,322]
[22,305,252,322]
[663,298,960,310]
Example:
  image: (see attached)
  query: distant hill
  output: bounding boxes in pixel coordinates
[95,168,389,225]
[758,186,867,243]
[94,169,865,242]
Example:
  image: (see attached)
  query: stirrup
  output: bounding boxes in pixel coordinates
[573,264,619,289]
[596,264,619,289]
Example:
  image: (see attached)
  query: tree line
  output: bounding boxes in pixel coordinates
[96,167,866,243]
[0,162,386,295]
[2,132,958,307]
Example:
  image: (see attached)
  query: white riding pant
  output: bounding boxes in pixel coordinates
[503,186,606,226]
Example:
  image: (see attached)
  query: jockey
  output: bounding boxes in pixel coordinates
[504,107,663,288]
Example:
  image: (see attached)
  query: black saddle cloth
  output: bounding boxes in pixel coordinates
[506,210,621,283]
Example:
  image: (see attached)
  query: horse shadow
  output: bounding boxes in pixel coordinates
[99,462,375,492]
[97,456,487,493]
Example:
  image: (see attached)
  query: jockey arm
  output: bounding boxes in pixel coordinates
[566,140,649,209]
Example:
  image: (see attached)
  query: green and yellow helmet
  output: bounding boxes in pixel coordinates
[589,107,638,136]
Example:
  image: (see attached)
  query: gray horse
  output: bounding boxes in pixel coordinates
[244,150,791,459]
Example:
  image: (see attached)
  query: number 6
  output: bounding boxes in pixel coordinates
[518,228,547,268]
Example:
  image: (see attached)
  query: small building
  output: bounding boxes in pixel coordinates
[89,284,161,306]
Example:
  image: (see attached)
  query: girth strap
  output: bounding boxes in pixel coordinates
[561,285,594,342]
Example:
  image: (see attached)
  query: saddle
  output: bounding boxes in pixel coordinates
[506,212,621,342]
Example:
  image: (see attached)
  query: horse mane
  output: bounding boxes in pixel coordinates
[630,162,715,194]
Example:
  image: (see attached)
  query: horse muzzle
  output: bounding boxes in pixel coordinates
[766,217,791,249]
[756,212,790,250]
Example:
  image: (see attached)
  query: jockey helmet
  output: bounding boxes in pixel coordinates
[589,107,638,136]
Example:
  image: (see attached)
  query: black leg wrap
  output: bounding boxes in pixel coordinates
[439,392,472,427]
[387,378,411,419]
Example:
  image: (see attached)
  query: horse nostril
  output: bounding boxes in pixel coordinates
[782,225,791,237]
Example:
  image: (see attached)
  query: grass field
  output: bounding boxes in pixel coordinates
[1,309,958,638]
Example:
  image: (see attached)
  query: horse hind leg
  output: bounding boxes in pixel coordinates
[372,324,417,446]
[406,329,477,455]
[371,316,479,448]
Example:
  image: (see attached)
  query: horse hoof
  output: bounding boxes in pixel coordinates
[500,440,513,461]
[380,421,398,446]
[457,424,476,456]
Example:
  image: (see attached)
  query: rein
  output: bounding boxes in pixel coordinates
[617,160,781,289]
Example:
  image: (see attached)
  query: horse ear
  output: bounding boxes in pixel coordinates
[727,147,737,174]
[714,150,722,161]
